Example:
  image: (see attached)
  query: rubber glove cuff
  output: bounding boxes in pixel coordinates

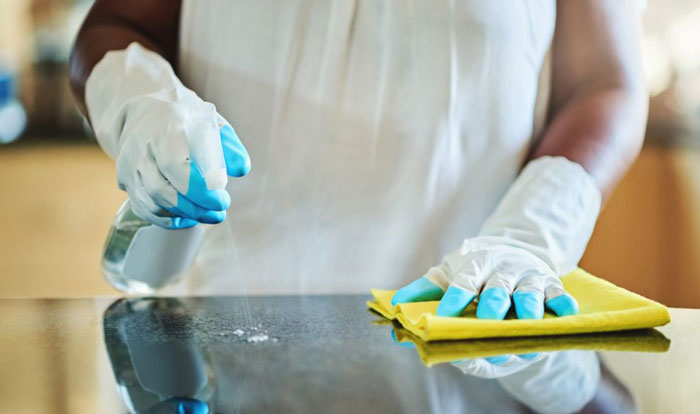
[479,156,601,276]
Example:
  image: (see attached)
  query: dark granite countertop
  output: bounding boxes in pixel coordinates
[0,295,697,413]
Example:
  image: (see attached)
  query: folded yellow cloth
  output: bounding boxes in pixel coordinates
[368,269,671,342]
[384,322,670,366]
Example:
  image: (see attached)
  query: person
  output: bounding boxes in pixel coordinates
[69,0,647,319]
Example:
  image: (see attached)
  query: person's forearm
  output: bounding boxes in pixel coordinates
[530,0,648,201]
[530,84,647,200]
[69,27,169,116]
[69,0,181,116]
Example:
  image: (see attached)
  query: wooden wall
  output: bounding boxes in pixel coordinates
[582,145,700,308]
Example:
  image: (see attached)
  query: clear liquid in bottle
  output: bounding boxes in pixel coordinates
[102,201,205,294]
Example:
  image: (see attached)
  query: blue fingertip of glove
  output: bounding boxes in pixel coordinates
[173,194,227,224]
[513,291,545,320]
[220,125,251,177]
[476,287,511,320]
[391,277,444,306]
[545,294,579,317]
[484,355,510,365]
[390,329,416,348]
[168,216,199,229]
[436,286,476,317]
[194,209,226,224]
[176,398,209,414]
[517,353,540,360]
[185,159,231,211]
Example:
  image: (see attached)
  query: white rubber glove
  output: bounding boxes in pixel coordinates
[392,156,601,319]
[86,42,250,229]
[451,353,547,379]
[498,351,600,414]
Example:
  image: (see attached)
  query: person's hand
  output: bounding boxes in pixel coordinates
[393,157,601,319]
[450,353,544,379]
[392,237,578,319]
[454,351,601,413]
[388,326,600,412]
[86,42,250,229]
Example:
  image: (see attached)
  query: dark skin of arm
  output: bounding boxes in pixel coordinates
[69,0,647,201]
[534,0,648,200]
[69,0,181,115]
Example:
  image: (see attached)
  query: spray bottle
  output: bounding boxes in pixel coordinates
[101,202,205,294]
[101,103,226,294]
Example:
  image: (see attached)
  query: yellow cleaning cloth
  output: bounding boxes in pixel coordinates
[368,269,670,342]
[382,321,670,366]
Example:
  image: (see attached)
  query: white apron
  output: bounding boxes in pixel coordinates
[175,0,555,295]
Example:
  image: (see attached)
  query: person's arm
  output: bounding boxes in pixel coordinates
[532,0,648,200]
[69,0,181,116]
[392,0,648,320]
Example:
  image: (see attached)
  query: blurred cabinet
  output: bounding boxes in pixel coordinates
[581,145,700,308]
[0,0,33,68]
[0,143,123,297]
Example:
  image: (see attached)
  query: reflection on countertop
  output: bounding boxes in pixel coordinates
[0,295,698,413]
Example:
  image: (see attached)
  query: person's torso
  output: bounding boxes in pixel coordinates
[175,0,556,295]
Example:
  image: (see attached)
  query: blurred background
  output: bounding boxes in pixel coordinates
[1,0,700,307]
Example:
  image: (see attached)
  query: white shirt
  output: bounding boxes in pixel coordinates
[175,0,556,295]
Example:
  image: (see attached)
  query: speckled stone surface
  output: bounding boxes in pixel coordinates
[103,295,530,413]
[5,296,695,413]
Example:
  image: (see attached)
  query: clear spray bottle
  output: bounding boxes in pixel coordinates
[101,202,205,294]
